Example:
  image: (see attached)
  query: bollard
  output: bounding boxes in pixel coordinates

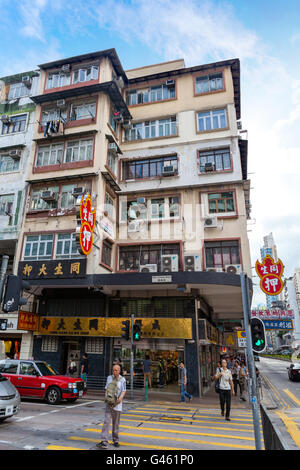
[145,376,148,401]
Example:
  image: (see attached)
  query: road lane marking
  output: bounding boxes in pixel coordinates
[69,436,188,450]
[283,389,300,407]
[276,410,300,448]
[121,411,255,426]
[14,401,99,422]
[84,428,256,450]
[47,445,84,450]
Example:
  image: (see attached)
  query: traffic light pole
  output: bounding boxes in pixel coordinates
[0,255,9,307]
[130,314,134,401]
[240,273,262,451]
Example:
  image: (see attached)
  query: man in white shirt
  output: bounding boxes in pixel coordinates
[97,364,126,449]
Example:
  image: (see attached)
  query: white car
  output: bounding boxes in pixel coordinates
[0,373,21,422]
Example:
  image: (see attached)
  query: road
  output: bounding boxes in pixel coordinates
[258,356,300,449]
[0,397,262,451]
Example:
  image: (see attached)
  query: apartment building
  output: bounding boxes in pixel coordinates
[10,50,252,397]
[0,70,40,358]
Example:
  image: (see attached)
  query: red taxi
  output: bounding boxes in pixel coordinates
[0,359,86,405]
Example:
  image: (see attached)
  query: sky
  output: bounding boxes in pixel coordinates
[1,0,300,307]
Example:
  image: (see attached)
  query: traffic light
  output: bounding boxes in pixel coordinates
[133,320,142,341]
[250,317,266,353]
[121,319,130,341]
[2,275,30,313]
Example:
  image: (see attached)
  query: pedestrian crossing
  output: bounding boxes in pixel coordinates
[46,402,265,450]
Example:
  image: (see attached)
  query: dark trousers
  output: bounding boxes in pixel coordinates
[219,389,231,418]
[233,377,242,395]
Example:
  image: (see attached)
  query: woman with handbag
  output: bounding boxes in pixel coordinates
[215,359,235,421]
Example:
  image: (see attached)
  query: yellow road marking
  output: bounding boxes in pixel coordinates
[69,436,188,450]
[283,389,300,407]
[84,428,255,450]
[46,445,84,450]
[123,410,255,425]
[119,417,258,434]
[276,410,300,448]
[141,405,253,416]
[263,375,290,409]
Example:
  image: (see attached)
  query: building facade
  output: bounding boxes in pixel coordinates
[2,50,252,397]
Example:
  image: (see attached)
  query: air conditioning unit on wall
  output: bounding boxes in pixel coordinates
[206,267,224,273]
[184,254,201,272]
[161,254,179,272]
[225,264,242,274]
[128,220,140,233]
[204,217,218,228]
[9,149,22,159]
[139,264,158,273]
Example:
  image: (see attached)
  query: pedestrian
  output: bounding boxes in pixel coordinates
[113,358,124,376]
[239,361,247,401]
[142,354,152,388]
[178,361,192,403]
[215,358,235,421]
[159,357,166,389]
[68,357,77,377]
[80,353,89,385]
[232,360,242,396]
[97,364,126,449]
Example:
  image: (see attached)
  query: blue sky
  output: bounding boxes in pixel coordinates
[1,0,300,306]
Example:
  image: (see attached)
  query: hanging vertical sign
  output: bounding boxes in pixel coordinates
[76,194,96,256]
[255,255,284,296]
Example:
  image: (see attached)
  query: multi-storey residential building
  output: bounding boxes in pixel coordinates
[11,50,252,397]
[0,70,40,358]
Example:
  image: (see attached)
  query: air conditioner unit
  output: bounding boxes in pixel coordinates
[206,267,224,273]
[162,165,176,176]
[165,79,175,86]
[61,64,71,72]
[22,76,32,87]
[161,254,179,272]
[128,220,140,233]
[184,254,201,272]
[57,99,66,108]
[1,115,11,124]
[237,120,242,130]
[41,191,57,202]
[204,162,216,172]
[72,187,84,198]
[204,217,218,228]
[9,149,21,159]
[225,264,242,274]
[139,264,157,273]
[122,120,132,130]
[137,197,146,205]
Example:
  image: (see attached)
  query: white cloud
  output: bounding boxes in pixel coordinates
[19,0,48,42]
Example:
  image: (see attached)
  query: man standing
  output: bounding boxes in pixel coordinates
[80,353,89,385]
[97,364,126,449]
[178,361,192,403]
[142,354,152,388]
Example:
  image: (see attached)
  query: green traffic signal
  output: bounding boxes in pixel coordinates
[133,320,142,341]
[250,318,266,353]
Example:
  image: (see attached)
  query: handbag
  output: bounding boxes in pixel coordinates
[215,380,220,393]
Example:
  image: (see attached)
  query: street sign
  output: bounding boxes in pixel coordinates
[263,320,293,330]
[237,330,247,348]
[255,255,284,296]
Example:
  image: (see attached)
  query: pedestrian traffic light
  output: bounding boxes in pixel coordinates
[2,275,30,313]
[121,319,130,341]
[133,320,142,341]
[250,317,266,353]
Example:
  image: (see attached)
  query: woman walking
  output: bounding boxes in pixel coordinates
[215,359,235,421]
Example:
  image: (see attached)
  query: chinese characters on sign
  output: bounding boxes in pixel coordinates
[18,259,87,280]
[255,255,284,296]
[251,309,294,320]
[76,194,96,256]
[263,320,293,330]
[18,311,39,331]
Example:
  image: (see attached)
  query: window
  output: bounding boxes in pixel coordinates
[8,82,30,100]
[41,336,58,352]
[125,116,177,141]
[30,186,59,210]
[65,139,93,163]
[56,233,82,259]
[195,73,223,94]
[197,109,227,132]
[119,243,180,271]
[0,154,20,173]
[107,149,117,175]
[85,337,104,354]
[101,239,112,267]
[19,362,37,375]
[204,240,240,268]
[2,114,27,134]
[70,101,96,121]
[46,71,70,89]
[120,195,179,221]
[73,65,98,84]
[199,147,231,172]
[105,193,114,219]
[208,192,235,214]
[169,196,180,218]
[0,194,14,216]
[151,198,165,219]
[122,155,178,180]
[60,184,77,209]
[41,108,67,125]
[120,199,148,222]
[126,83,176,106]
[36,143,63,167]
[0,361,18,374]
[24,234,53,260]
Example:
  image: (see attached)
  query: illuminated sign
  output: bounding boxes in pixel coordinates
[255,255,284,296]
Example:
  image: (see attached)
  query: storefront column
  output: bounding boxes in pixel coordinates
[20,332,34,359]
[185,315,200,397]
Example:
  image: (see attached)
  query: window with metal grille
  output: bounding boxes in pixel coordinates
[85,337,104,354]
[41,336,59,352]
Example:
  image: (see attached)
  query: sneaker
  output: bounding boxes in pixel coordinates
[113,442,120,448]
[96,441,108,449]
[221,411,224,416]
[225,417,231,421]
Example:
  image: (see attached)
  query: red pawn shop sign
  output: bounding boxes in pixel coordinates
[255,255,284,296]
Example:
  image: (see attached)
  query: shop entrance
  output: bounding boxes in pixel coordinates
[0,337,21,359]
[61,338,82,376]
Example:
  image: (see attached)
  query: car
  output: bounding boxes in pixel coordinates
[254,355,260,362]
[0,359,86,405]
[287,363,300,381]
[0,372,20,422]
